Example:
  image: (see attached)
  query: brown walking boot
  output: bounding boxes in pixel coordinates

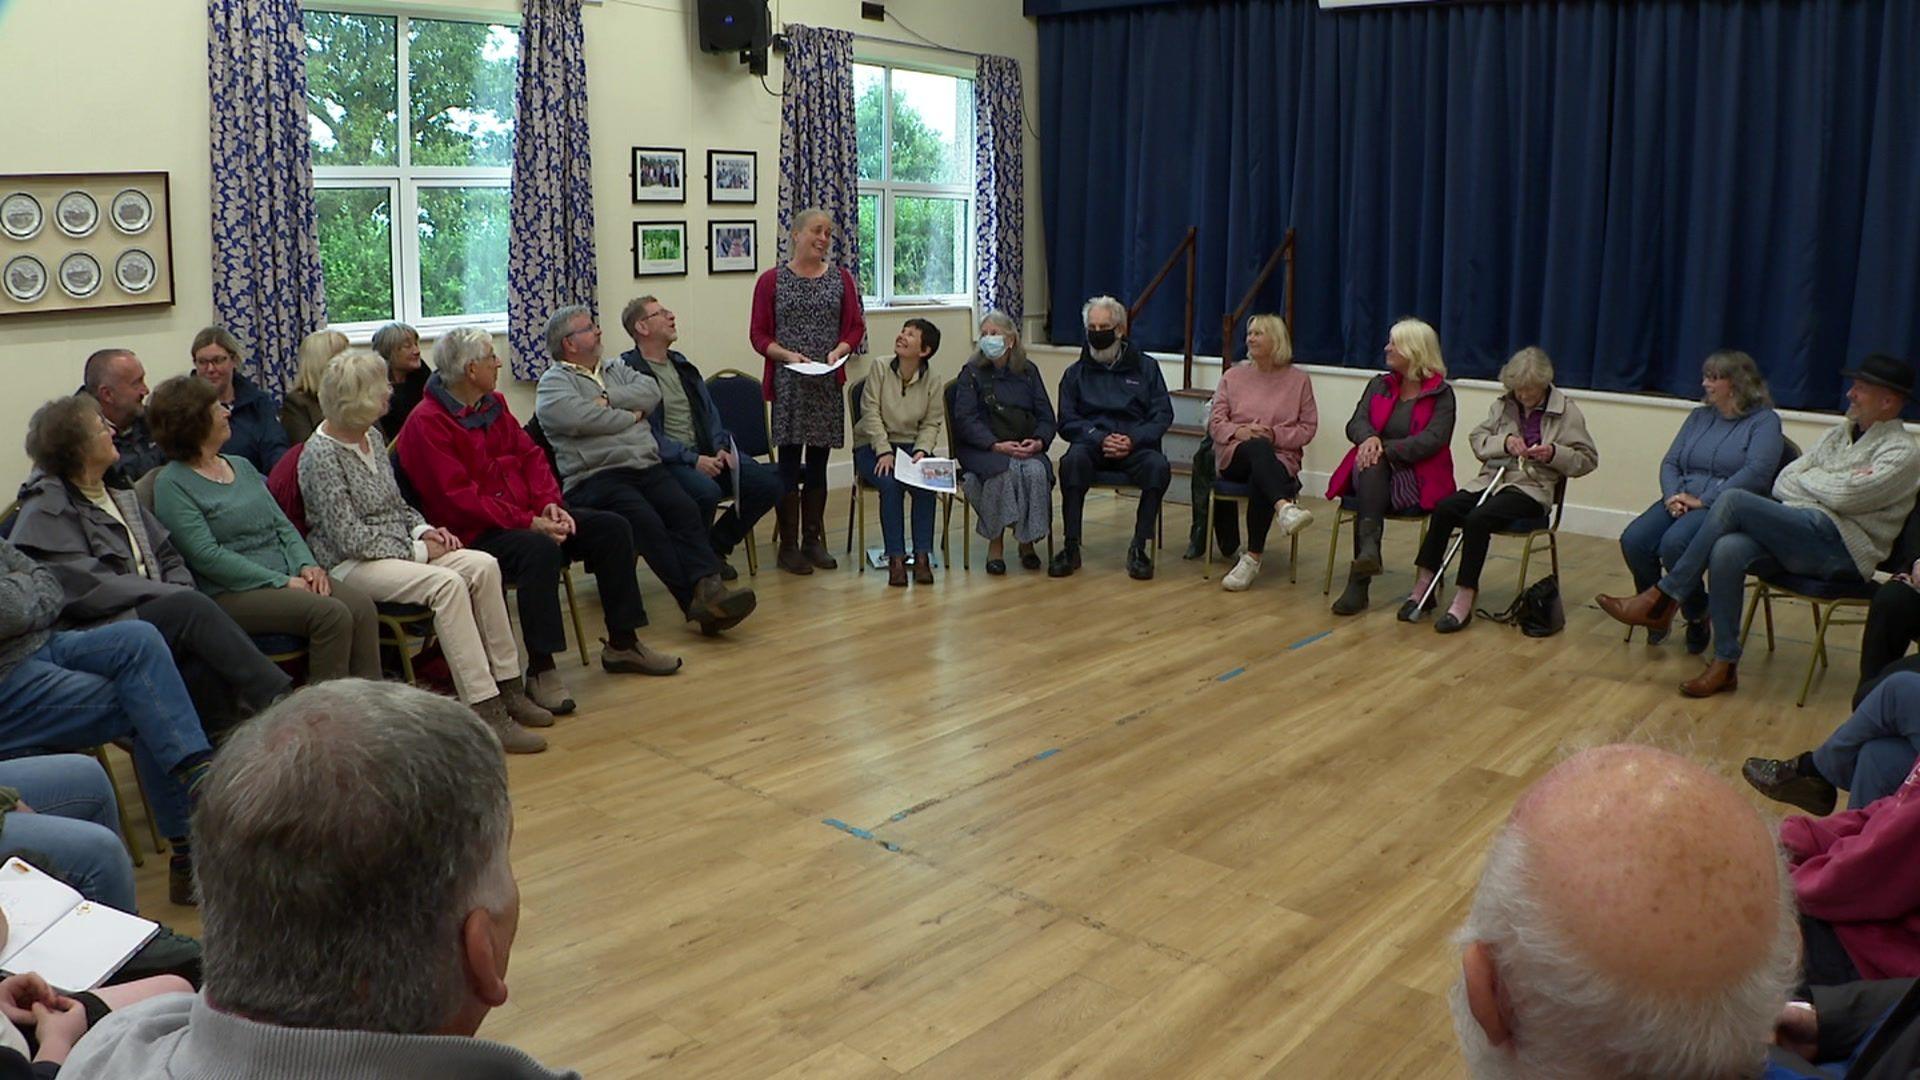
[775,491,812,575]
[887,555,909,587]
[800,486,838,570]
[913,552,935,585]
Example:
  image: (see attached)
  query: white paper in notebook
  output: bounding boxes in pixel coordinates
[0,858,157,989]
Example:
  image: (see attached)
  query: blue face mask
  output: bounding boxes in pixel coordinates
[979,334,1008,359]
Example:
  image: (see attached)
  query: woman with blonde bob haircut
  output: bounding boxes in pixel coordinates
[1323,316,1458,614]
[281,329,348,444]
[297,349,553,752]
[1209,313,1318,591]
[1407,346,1598,632]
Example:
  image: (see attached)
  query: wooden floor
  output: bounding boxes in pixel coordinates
[129,491,1861,1078]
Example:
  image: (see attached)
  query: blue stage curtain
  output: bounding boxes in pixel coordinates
[1038,0,1920,410]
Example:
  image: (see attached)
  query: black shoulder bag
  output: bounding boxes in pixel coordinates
[1477,574,1565,638]
[976,370,1036,442]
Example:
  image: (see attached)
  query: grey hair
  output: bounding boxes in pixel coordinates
[370,322,419,367]
[1499,347,1555,396]
[544,305,592,363]
[1451,826,1797,1079]
[318,349,393,429]
[196,679,514,1034]
[973,309,1029,373]
[432,327,496,381]
[791,207,833,235]
[1701,349,1774,414]
[1081,295,1128,332]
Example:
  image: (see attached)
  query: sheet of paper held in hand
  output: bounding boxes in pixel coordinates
[0,858,158,989]
[786,355,851,376]
[895,452,957,493]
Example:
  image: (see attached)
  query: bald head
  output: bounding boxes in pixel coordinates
[1454,746,1797,1079]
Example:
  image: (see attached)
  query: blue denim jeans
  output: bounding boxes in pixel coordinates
[1657,490,1860,663]
[854,444,938,557]
[1619,500,1712,621]
[0,622,210,839]
[0,754,137,912]
[1813,671,1920,809]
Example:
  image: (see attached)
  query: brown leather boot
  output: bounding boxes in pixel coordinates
[887,555,908,587]
[1596,585,1678,633]
[1680,659,1739,698]
[775,491,812,575]
[913,552,934,585]
[800,486,838,570]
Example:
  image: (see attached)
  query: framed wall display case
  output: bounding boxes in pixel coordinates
[0,171,175,318]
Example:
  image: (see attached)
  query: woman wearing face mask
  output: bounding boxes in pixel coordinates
[1614,350,1782,654]
[1323,317,1457,615]
[1406,347,1598,632]
[952,310,1056,574]
[750,207,867,575]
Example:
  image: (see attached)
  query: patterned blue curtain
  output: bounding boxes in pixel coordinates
[207,0,326,397]
[777,25,859,269]
[974,55,1025,323]
[507,0,596,381]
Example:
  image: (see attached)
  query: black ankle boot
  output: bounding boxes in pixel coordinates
[1352,518,1384,576]
[1332,570,1371,615]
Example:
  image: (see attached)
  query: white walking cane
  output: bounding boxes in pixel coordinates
[1414,460,1511,612]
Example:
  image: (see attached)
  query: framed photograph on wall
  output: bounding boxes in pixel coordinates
[633,221,688,277]
[631,147,687,203]
[707,149,757,204]
[707,220,757,274]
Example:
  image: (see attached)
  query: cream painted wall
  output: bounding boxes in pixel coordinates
[0,0,1043,490]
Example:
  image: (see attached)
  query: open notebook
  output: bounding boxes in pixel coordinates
[0,858,157,989]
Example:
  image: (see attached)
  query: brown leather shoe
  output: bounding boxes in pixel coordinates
[887,555,908,587]
[913,552,934,585]
[1596,586,1678,633]
[1680,659,1738,698]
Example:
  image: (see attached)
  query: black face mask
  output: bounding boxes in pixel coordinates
[1087,329,1118,351]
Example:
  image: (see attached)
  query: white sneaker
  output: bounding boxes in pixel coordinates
[1222,552,1262,592]
[1278,503,1315,537]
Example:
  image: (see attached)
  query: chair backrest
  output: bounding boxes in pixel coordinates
[1548,475,1568,529]
[389,446,426,511]
[706,369,771,461]
[1882,497,1920,574]
[266,441,308,535]
[847,377,867,429]
[1774,437,1802,483]
[0,499,18,541]
[943,379,960,459]
[523,416,564,482]
[133,470,159,517]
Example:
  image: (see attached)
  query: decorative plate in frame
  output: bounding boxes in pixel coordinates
[115,249,157,295]
[1,193,42,241]
[58,252,102,299]
[3,256,46,303]
[54,191,99,238]
[110,189,153,235]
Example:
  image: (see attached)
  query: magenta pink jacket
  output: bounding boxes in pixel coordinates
[1784,761,1920,980]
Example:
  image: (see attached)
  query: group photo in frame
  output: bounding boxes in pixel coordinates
[633,221,688,277]
[707,220,757,274]
[707,149,757,204]
[631,147,686,203]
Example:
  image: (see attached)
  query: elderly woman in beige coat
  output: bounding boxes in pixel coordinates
[1404,347,1598,632]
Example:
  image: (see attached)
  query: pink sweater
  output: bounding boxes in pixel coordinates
[1783,760,1920,980]
[1208,362,1318,474]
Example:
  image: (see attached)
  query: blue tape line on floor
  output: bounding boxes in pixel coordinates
[1033,748,1060,761]
[1286,630,1333,651]
[1216,667,1246,682]
[823,818,878,841]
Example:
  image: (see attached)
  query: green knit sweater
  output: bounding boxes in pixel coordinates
[149,457,318,596]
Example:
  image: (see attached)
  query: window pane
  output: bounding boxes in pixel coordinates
[305,11,398,167]
[314,188,395,322]
[855,65,885,182]
[857,193,878,297]
[892,196,967,298]
[409,19,520,167]
[417,186,510,318]
[889,70,975,185]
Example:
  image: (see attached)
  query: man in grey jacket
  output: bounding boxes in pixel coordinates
[63,680,581,1080]
[533,305,756,635]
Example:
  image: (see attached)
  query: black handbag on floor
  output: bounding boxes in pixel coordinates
[1478,574,1565,637]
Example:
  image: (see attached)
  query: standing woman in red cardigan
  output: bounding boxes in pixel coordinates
[750,208,866,574]
[1322,317,1457,615]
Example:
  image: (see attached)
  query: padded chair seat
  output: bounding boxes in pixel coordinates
[1212,480,1253,498]
[1758,573,1878,602]
[1335,495,1429,520]
[251,633,305,656]
[1499,515,1550,534]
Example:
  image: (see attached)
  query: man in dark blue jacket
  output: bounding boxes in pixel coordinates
[1051,295,1173,580]
[617,296,781,578]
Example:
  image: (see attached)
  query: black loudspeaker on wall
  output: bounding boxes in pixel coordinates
[697,0,768,54]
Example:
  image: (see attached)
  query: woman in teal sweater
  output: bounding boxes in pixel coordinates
[146,376,380,682]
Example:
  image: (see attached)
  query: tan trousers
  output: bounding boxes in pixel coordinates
[335,549,520,704]
[213,579,382,682]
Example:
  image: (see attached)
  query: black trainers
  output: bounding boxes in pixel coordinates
[1742,756,1838,816]
[1048,541,1082,578]
[1127,543,1154,581]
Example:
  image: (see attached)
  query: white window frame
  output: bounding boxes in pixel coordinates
[855,61,975,311]
[305,5,516,338]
